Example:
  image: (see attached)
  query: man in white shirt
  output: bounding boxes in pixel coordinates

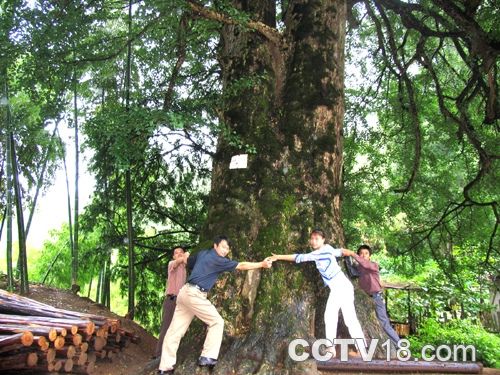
[271,228,366,357]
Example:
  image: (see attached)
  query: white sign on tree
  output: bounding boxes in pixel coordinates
[229,154,248,169]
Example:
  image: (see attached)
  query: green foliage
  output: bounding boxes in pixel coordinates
[357,245,493,330]
[408,318,500,368]
[342,2,499,332]
[2,0,498,344]
[31,224,102,289]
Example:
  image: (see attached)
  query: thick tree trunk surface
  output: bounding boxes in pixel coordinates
[174,1,392,373]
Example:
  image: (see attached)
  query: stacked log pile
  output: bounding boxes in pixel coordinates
[0,289,140,374]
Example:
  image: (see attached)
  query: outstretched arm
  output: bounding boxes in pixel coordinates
[236,258,273,271]
[343,249,378,271]
[270,254,296,262]
[171,252,190,269]
[342,249,356,257]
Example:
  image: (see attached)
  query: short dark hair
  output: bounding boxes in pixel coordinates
[357,244,371,255]
[213,235,230,246]
[171,246,185,256]
[310,228,326,239]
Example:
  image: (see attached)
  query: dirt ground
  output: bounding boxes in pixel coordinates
[16,284,499,375]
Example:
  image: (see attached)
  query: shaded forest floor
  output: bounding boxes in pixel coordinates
[6,283,497,375]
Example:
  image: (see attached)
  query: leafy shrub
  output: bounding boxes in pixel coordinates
[408,318,500,368]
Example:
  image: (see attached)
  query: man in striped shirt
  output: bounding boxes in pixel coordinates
[270,228,366,357]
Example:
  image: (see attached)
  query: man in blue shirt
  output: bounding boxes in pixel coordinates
[271,229,366,358]
[158,235,273,374]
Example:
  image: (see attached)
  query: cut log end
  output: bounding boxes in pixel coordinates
[27,352,38,367]
[21,330,34,346]
[36,335,48,348]
[77,351,88,366]
[46,347,56,363]
[53,359,63,371]
[66,344,76,358]
[48,327,57,341]
[86,321,95,335]
[64,358,74,372]
[54,335,65,349]
[93,336,106,351]
[72,333,83,346]
[80,341,89,353]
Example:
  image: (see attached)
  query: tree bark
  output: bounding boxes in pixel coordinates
[11,133,29,295]
[4,71,14,292]
[25,123,59,238]
[57,127,75,268]
[174,1,391,373]
[125,0,135,320]
[73,67,80,294]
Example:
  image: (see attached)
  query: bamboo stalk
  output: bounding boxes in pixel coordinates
[0,289,119,327]
[0,323,57,341]
[0,352,38,369]
[0,289,142,374]
[0,313,93,335]
[0,331,33,348]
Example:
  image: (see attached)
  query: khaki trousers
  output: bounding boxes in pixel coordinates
[159,284,224,371]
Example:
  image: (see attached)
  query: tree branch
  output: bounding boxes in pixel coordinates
[136,229,194,241]
[71,13,162,64]
[430,0,499,67]
[185,0,282,45]
[483,203,499,267]
[375,0,463,39]
[371,2,422,193]
[163,13,190,111]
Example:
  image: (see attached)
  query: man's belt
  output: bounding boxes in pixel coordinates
[188,283,209,293]
[371,291,383,297]
[166,294,177,300]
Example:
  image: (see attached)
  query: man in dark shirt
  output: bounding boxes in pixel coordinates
[344,244,400,345]
[157,235,273,374]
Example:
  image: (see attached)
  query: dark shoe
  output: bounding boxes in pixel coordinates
[198,356,218,367]
[157,369,174,374]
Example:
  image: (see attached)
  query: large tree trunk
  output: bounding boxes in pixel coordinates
[175,1,392,373]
